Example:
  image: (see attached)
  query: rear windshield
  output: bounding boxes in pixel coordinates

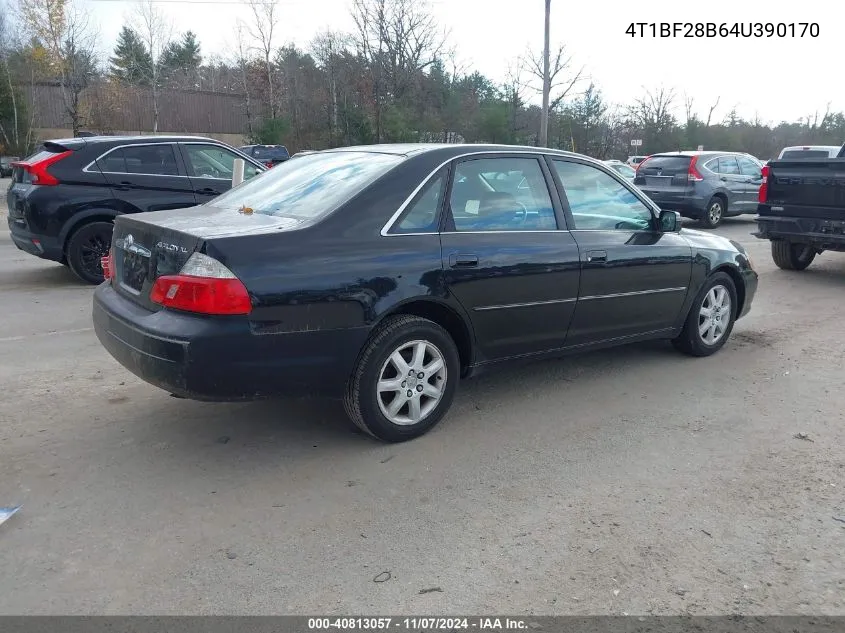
[252,146,289,160]
[638,156,691,175]
[779,149,834,159]
[210,150,403,219]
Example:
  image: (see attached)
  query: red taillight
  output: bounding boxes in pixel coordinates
[264,161,273,168]
[12,150,72,186]
[758,165,770,203]
[150,276,252,315]
[101,250,114,280]
[688,156,704,182]
[149,252,251,315]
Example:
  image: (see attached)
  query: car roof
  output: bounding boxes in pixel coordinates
[46,134,222,147]
[648,150,759,159]
[321,143,593,160]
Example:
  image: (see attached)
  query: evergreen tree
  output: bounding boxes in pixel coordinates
[162,31,201,77]
[109,26,152,84]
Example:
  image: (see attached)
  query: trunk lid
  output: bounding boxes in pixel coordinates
[110,205,303,310]
[764,158,845,217]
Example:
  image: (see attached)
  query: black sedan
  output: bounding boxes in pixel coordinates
[93,144,758,442]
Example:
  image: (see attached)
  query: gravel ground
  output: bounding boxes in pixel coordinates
[1,176,844,615]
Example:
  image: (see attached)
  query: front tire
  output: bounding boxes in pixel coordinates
[771,240,816,271]
[699,197,725,229]
[66,221,114,285]
[673,272,738,357]
[344,315,460,442]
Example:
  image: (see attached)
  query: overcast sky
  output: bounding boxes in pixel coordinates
[79,0,834,125]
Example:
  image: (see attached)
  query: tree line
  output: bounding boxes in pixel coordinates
[1,0,844,158]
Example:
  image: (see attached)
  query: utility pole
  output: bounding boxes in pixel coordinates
[539,0,551,147]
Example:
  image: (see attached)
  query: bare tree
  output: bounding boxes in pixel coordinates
[683,93,695,124]
[311,30,351,145]
[245,0,278,119]
[524,43,586,116]
[133,0,172,133]
[352,0,447,141]
[232,20,254,136]
[17,0,96,135]
[705,96,720,127]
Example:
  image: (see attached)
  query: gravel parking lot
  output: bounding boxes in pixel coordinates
[1,174,844,615]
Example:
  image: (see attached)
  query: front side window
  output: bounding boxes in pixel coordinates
[97,145,179,176]
[718,157,740,175]
[448,157,557,232]
[737,157,762,178]
[209,150,404,219]
[183,144,260,181]
[554,160,653,231]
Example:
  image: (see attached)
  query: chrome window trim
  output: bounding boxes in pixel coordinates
[83,140,265,178]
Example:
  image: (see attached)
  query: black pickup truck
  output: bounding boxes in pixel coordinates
[755,144,845,270]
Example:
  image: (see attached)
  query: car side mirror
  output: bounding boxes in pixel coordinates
[659,209,682,233]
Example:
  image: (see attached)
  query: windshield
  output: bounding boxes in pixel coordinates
[210,150,404,219]
[252,146,289,160]
[610,163,636,177]
[638,156,691,175]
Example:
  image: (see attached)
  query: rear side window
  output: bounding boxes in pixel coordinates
[97,145,180,176]
[448,157,557,232]
[210,150,403,219]
[390,172,446,234]
[638,156,691,175]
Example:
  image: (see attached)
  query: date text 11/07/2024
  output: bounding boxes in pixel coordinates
[307,617,530,630]
[625,22,819,38]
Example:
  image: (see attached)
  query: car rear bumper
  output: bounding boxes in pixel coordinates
[93,283,370,401]
[639,191,707,217]
[8,217,64,261]
[754,215,845,250]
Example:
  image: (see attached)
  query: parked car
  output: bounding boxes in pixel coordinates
[626,155,649,168]
[634,151,763,228]
[776,145,841,160]
[0,155,20,177]
[604,159,636,182]
[93,144,757,442]
[239,144,290,167]
[6,135,266,284]
[755,142,845,270]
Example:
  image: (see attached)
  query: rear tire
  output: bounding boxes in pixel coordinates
[343,315,460,442]
[699,197,725,229]
[672,272,738,357]
[66,221,114,285]
[771,240,816,271]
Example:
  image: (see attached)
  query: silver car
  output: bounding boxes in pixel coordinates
[604,160,636,183]
[633,151,763,228]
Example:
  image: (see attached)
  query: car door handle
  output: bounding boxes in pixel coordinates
[449,254,479,268]
[196,187,221,196]
[586,250,607,263]
[115,181,133,191]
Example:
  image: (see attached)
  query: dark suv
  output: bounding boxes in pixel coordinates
[6,135,265,284]
[634,151,763,228]
[239,144,290,167]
